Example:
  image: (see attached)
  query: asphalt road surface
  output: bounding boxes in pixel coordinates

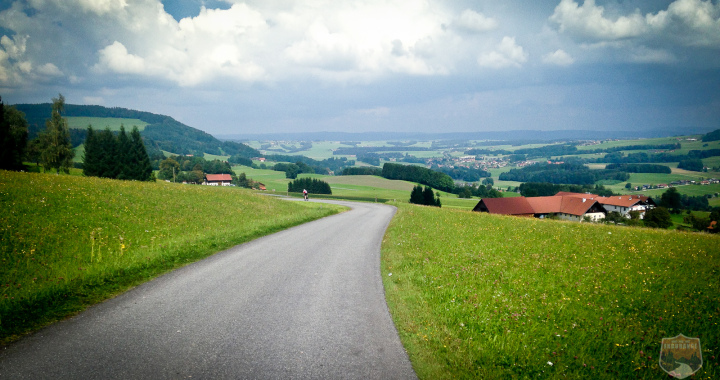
[0,200,416,379]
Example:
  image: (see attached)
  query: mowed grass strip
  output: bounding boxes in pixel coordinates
[65,117,148,131]
[0,170,345,344]
[382,203,719,379]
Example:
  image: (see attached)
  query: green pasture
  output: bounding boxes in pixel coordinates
[0,170,344,344]
[66,117,147,131]
[202,153,230,161]
[382,203,720,379]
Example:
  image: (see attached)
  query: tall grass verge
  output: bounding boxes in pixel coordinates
[382,203,719,379]
[0,170,344,344]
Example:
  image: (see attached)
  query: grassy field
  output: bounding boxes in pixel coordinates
[382,203,719,379]
[66,117,147,131]
[233,166,484,208]
[0,170,344,344]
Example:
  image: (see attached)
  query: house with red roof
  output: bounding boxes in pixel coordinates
[557,192,656,219]
[473,195,607,222]
[204,174,233,186]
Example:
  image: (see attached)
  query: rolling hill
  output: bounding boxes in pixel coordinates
[13,103,259,158]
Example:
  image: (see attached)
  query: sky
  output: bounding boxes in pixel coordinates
[0,0,719,136]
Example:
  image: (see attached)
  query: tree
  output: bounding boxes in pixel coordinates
[409,185,440,207]
[625,182,632,190]
[644,207,673,229]
[39,94,74,174]
[115,126,132,179]
[96,128,119,178]
[82,126,102,177]
[678,158,704,172]
[660,187,682,212]
[127,126,153,181]
[482,177,494,186]
[604,211,625,225]
[409,185,424,204]
[458,187,473,198]
[158,158,180,181]
[0,98,29,170]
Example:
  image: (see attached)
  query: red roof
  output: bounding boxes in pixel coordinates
[560,197,600,216]
[205,174,232,182]
[475,195,604,217]
[476,197,535,215]
[525,196,562,214]
[594,196,642,207]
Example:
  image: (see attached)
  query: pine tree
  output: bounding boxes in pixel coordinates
[129,126,153,181]
[39,94,74,174]
[116,125,132,179]
[96,128,118,178]
[423,186,436,206]
[409,185,424,204]
[82,126,101,177]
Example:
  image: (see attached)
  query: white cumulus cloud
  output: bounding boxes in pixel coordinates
[550,0,720,47]
[454,9,499,33]
[478,37,528,69]
[542,49,575,66]
[96,41,147,75]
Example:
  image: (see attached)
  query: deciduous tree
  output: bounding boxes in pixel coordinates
[39,94,74,174]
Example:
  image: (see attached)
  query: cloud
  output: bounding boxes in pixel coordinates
[542,49,574,66]
[95,41,146,75]
[550,0,647,40]
[478,37,528,69]
[36,63,64,77]
[550,0,720,47]
[454,9,499,33]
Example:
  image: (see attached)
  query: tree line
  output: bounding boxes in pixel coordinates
[499,162,629,185]
[518,182,614,197]
[433,165,491,182]
[381,163,455,193]
[288,178,332,194]
[83,126,153,181]
[604,163,672,174]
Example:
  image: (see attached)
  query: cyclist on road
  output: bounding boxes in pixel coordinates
[303,189,308,201]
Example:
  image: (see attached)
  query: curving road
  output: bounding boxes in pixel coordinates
[0,200,416,379]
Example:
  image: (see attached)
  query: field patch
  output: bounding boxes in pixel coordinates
[382,204,719,379]
[66,117,148,131]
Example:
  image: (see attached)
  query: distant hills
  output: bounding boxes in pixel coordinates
[217,128,702,143]
[13,103,259,158]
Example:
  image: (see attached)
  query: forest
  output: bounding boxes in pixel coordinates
[499,162,630,185]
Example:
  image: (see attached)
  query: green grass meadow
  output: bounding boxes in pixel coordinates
[65,117,147,131]
[382,203,720,379]
[0,170,344,344]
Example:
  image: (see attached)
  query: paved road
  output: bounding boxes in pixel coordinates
[0,200,416,379]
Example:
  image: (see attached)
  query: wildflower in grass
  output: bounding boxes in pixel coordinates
[547,361,553,366]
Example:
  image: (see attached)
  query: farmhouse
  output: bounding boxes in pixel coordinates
[473,194,607,222]
[204,174,232,186]
[557,192,656,218]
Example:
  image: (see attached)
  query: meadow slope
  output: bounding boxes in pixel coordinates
[382,203,719,379]
[0,171,344,344]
